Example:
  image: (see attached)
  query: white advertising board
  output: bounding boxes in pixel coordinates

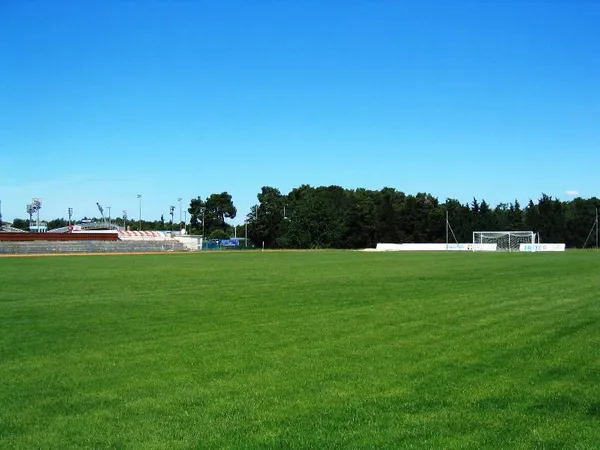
[375,243,497,252]
[447,243,497,251]
[519,243,566,252]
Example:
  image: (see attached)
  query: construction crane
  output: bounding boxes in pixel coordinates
[96,202,105,222]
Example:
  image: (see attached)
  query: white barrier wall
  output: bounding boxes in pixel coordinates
[118,231,174,241]
[174,236,203,250]
[447,243,497,251]
[519,243,566,252]
[376,243,447,251]
[72,229,119,235]
[375,243,497,252]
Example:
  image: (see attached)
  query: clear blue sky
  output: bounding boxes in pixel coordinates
[1,1,598,224]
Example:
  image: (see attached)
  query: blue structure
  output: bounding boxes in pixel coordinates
[220,238,241,248]
[201,238,246,250]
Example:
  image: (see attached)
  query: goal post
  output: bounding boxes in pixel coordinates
[472,231,536,252]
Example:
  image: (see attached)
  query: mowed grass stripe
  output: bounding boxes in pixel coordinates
[0,251,599,449]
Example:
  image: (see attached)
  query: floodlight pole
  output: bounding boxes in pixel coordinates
[178,198,182,226]
[137,194,142,231]
[26,204,33,228]
[0,199,2,227]
[33,198,41,232]
[170,205,175,232]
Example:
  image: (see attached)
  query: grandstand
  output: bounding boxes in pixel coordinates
[0,239,186,254]
[47,221,122,233]
[0,224,26,233]
[0,221,194,254]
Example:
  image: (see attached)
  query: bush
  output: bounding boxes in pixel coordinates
[208,229,230,240]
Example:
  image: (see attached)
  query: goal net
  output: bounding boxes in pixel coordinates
[472,231,536,252]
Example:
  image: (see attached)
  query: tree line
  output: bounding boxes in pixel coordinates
[234,186,598,249]
[8,216,187,233]
[5,186,598,248]
[185,186,598,249]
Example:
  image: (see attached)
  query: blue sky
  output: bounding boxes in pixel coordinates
[1,1,598,224]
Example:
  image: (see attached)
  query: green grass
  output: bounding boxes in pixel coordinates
[1,251,599,449]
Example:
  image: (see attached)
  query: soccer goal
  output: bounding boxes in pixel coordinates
[472,231,536,252]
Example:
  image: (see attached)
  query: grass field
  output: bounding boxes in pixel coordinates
[1,250,599,449]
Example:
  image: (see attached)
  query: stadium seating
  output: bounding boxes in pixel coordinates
[0,225,26,233]
[0,240,187,254]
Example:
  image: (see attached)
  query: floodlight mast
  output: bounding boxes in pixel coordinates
[170,205,175,232]
[30,198,42,232]
[26,204,34,225]
[178,198,182,225]
[137,194,142,231]
[36,200,41,231]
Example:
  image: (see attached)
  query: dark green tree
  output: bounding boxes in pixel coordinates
[47,218,68,230]
[11,218,29,231]
[493,203,510,231]
[189,192,237,236]
[524,199,540,233]
[535,194,567,243]
[444,199,472,242]
[565,197,599,247]
[247,186,287,248]
[208,229,230,240]
[477,199,498,231]
[507,200,524,230]
[281,185,351,248]
[375,188,405,243]
[343,189,379,248]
